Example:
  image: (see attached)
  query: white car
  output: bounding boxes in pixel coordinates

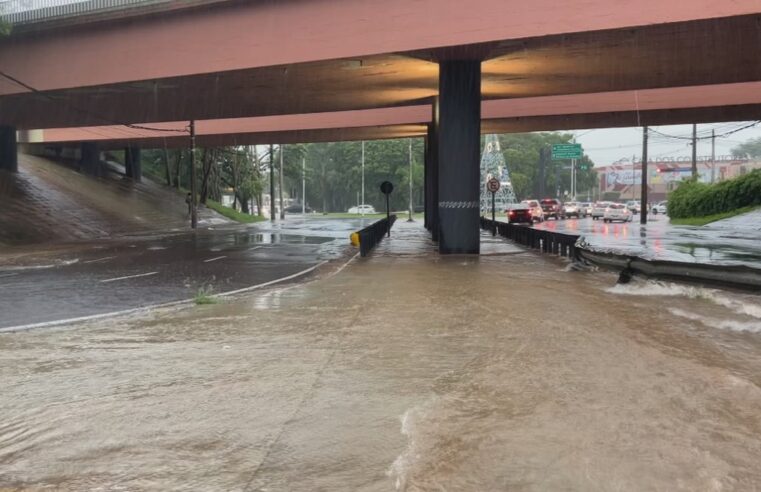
[562,201,581,218]
[603,203,633,223]
[591,201,611,220]
[651,201,668,215]
[347,204,376,214]
[625,200,641,214]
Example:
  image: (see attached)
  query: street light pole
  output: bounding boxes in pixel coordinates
[269,144,275,221]
[711,129,716,183]
[279,144,285,220]
[302,156,306,215]
[361,140,365,217]
[189,120,197,229]
[408,138,414,222]
[691,123,698,179]
[640,126,648,225]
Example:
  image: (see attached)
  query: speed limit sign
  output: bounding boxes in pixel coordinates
[487,177,500,193]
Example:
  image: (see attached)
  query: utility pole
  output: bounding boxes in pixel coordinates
[302,156,306,215]
[691,123,698,179]
[640,126,648,225]
[269,144,275,221]
[408,138,414,222]
[279,145,285,220]
[189,120,197,229]
[361,140,365,217]
[711,129,716,183]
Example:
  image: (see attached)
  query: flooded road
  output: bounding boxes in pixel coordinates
[532,213,761,268]
[0,219,369,330]
[2,225,761,490]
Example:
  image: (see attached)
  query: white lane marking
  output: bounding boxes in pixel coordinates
[0,261,328,333]
[83,256,116,264]
[0,273,19,279]
[100,271,158,283]
[203,256,227,263]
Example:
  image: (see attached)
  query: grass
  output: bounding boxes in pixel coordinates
[194,286,219,305]
[670,205,761,226]
[205,199,266,224]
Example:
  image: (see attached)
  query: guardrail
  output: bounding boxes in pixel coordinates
[351,215,397,257]
[480,217,580,260]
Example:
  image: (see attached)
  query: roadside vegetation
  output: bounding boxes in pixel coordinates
[194,286,219,305]
[205,199,266,223]
[668,170,761,224]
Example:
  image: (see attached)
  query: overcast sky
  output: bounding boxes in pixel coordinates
[568,122,761,167]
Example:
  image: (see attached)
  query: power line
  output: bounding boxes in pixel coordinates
[0,69,189,134]
[649,121,760,141]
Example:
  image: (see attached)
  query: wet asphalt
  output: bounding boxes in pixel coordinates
[530,212,761,267]
[0,217,371,330]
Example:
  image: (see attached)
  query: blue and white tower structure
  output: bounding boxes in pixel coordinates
[480,134,517,214]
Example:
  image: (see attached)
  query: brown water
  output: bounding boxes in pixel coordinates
[2,246,761,490]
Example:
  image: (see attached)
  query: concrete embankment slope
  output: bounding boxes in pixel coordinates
[0,154,228,246]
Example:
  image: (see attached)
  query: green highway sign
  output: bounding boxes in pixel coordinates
[551,143,582,160]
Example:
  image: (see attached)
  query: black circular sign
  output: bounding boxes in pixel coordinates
[380,181,394,195]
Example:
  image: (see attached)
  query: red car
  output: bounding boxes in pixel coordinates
[506,204,534,224]
[540,198,565,220]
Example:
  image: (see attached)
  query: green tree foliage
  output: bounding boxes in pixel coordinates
[668,170,761,218]
[497,133,596,200]
[135,132,595,215]
[731,137,761,159]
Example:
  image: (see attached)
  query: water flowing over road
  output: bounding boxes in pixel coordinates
[2,224,761,490]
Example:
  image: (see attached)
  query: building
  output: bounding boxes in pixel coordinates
[594,157,761,203]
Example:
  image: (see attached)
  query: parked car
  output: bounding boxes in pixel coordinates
[540,198,564,220]
[284,204,313,213]
[562,201,581,218]
[625,200,641,214]
[603,203,633,222]
[580,202,593,217]
[347,204,376,214]
[521,199,544,222]
[651,201,668,215]
[506,203,534,224]
[591,201,611,220]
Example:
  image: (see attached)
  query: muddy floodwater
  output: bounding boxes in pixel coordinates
[2,243,761,490]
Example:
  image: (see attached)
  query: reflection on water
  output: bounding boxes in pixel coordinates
[2,248,761,490]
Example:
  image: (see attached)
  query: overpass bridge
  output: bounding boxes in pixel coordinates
[2,0,761,253]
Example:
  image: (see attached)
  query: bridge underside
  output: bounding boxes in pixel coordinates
[2,3,761,253]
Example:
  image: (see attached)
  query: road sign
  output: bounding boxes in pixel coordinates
[487,177,500,193]
[551,143,582,160]
[380,181,394,195]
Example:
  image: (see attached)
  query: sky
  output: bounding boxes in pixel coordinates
[570,122,761,167]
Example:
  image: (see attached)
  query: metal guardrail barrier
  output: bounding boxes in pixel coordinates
[480,217,580,260]
[481,217,761,291]
[351,215,397,257]
[0,0,171,25]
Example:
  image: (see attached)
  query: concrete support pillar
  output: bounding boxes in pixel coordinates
[125,146,142,182]
[427,99,440,241]
[0,125,18,173]
[437,61,480,254]
[80,142,102,177]
[423,134,430,230]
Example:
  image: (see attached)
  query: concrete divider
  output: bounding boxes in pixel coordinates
[352,215,397,257]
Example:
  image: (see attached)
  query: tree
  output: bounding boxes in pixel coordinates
[731,137,761,159]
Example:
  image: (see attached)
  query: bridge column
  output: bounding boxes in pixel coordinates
[80,142,103,177]
[426,99,440,240]
[125,146,142,182]
[0,125,17,173]
[437,60,480,254]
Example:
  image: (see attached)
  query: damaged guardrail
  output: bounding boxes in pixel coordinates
[351,215,397,257]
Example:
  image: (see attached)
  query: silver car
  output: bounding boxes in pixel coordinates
[591,201,611,220]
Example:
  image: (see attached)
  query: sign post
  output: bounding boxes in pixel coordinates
[380,181,394,237]
[487,177,500,236]
[551,144,582,160]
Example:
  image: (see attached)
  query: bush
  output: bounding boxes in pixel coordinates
[668,170,761,218]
